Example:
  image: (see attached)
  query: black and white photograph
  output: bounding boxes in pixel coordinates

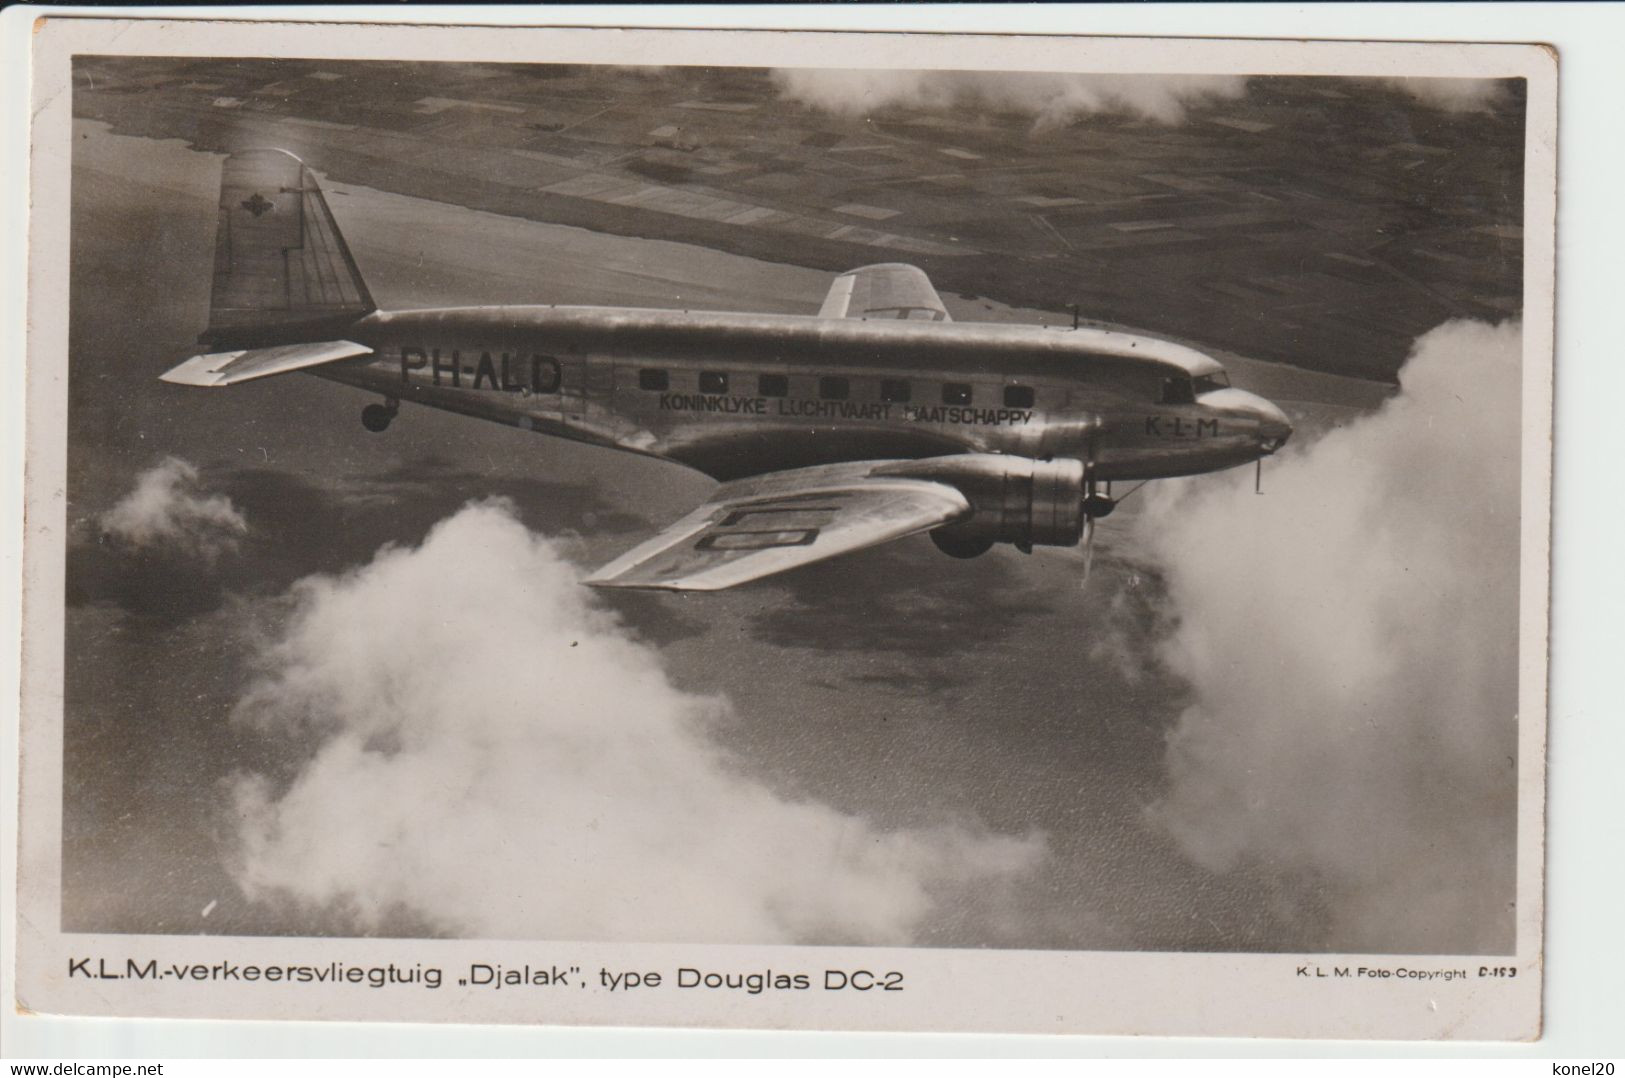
[12,19,1555,1041]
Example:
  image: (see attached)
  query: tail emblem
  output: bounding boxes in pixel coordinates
[240,192,274,217]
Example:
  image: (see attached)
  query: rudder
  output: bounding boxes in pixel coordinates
[203,148,375,347]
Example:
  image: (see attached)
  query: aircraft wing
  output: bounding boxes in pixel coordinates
[583,462,971,591]
[160,340,372,387]
[818,263,952,322]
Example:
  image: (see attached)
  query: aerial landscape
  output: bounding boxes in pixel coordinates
[62,58,1526,955]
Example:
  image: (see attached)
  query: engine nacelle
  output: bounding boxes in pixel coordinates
[876,454,1086,550]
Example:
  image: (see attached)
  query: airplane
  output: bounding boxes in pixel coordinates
[162,148,1292,591]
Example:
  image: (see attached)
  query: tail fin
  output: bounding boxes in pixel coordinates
[202,148,375,347]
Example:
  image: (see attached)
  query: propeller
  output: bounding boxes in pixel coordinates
[1078,416,1112,584]
[1080,514,1097,583]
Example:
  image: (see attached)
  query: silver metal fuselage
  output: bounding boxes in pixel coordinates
[314,305,1291,481]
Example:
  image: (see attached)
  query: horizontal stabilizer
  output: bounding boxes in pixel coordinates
[160,339,372,387]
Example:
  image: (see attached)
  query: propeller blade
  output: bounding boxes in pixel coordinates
[1080,515,1096,584]
[1078,413,1107,585]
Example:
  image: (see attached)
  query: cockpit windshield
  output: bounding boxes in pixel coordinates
[1193,372,1231,395]
[1161,377,1196,405]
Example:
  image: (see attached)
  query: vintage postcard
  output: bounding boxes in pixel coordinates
[12,16,1554,1040]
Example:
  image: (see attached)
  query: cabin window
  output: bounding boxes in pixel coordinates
[1161,376,1196,405]
[638,368,669,392]
[1193,373,1230,395]
[1004,384,1035,408]
[699,370,728,394]
[880,378,911,404]
[820,376,850,401]
[758,373,788,398]
[942,382,973,406]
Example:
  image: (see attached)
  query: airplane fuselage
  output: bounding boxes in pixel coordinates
[312,305,1291,482]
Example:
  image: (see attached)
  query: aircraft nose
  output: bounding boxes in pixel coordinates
[1238,391,1293,452]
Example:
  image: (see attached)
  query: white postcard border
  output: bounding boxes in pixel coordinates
[13,16,1556,1042]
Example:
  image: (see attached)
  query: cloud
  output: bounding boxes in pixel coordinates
[98,456,247,564]
[770,69,1248,126]
[1381,77,1511,113]
[1136,320,1522,953]
[229,500,1042,943]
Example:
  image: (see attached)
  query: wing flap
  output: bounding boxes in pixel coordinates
[818,263,952,322]
[585,463,970,591]
[160,339,372,387]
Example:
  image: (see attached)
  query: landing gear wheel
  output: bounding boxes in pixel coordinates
[360,405,392,432]
[361,399,399,433]
[931,530,994,560]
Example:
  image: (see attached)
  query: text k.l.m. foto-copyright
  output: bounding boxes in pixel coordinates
[1294,964,1490,982]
